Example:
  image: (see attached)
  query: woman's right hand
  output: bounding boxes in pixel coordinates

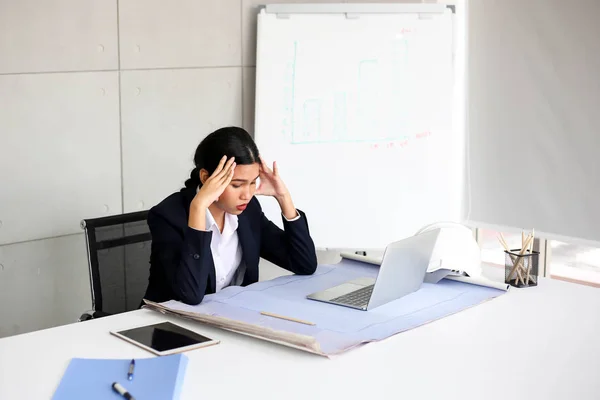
[192,156,236,209]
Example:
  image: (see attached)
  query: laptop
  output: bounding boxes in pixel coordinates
[306,228,441,311]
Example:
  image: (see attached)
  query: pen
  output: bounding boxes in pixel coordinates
[127,359,135,381]
[112,382,135,400]
[260,311,315,326]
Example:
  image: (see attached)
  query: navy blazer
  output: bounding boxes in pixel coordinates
[143,187,318,305]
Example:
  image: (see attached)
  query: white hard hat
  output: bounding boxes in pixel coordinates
[415,222,482,277]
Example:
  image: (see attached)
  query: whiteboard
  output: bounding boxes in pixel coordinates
[254,4,465,249]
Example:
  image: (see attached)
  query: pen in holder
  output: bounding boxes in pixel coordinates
[504,249,539,288]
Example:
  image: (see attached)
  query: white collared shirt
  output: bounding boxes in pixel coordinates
[195,188,301,291]
[205,209,243,292]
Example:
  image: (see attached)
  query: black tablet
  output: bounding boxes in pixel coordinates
[110,321,219,356]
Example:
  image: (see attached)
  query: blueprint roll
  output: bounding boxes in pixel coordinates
[339,252,382,265]
[443,275,510,291]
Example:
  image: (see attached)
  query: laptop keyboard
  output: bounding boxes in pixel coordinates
[330,285,374,309]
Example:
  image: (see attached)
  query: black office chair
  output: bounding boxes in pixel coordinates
[79,210,152,321]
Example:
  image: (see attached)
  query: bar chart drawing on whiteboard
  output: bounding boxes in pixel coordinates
[280,37,429,145]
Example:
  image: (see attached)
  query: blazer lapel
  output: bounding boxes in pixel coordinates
[236,213,259,285]
[181,186,217,292]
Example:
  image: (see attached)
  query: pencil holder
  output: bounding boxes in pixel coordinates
[505,249,539,288]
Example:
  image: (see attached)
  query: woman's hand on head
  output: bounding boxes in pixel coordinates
[255,158,290,200]
[256,158,298,219]
[192,156,236,209]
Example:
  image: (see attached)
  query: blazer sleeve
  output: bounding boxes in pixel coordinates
[259,206,318,275]
[147,208,215,305]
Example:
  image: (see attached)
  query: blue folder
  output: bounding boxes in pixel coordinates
[52,354,188,400]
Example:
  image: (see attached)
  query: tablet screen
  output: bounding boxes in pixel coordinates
[115,322,213,353]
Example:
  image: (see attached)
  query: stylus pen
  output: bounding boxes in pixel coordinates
[127,359,135,381]
[112,382,135,400]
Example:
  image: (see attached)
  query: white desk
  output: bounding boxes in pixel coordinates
[1,277,599,399]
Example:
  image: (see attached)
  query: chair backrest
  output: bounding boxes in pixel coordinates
[81,210,151,315]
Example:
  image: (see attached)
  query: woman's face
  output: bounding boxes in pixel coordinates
[216,162,260,215]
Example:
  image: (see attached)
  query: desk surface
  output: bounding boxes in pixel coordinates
[1,276,599,399]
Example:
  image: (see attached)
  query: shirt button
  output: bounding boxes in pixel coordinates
[193,254,200,260]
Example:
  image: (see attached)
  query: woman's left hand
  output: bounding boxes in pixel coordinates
[256,158,297,219]
[255,158,290,200]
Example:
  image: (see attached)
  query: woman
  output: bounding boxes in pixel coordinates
[143,126,318,305]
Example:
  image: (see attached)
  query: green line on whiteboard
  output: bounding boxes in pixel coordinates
[290,40,298,139]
